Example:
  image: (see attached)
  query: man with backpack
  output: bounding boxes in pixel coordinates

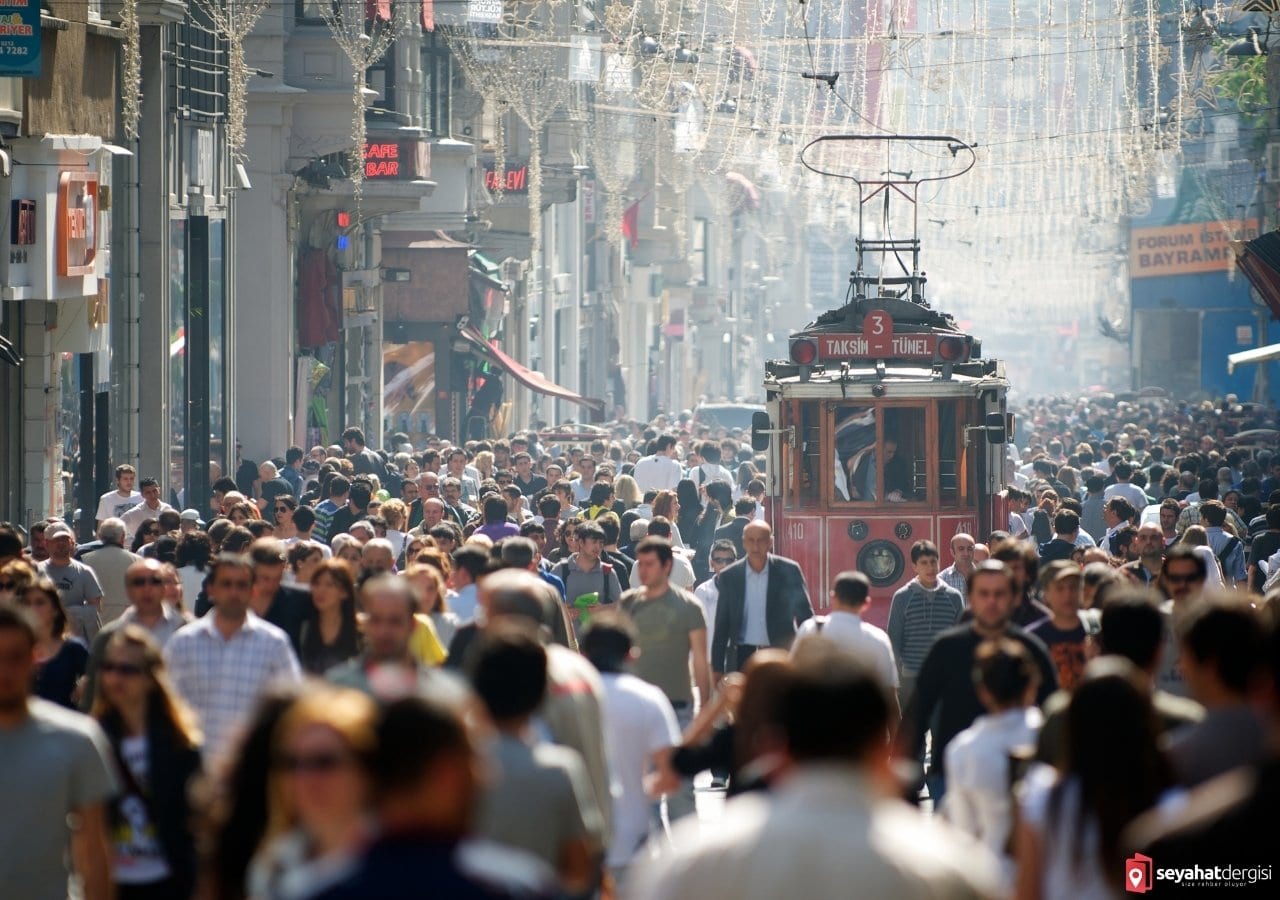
[553,522,622,629]
[1201,500,1246,589]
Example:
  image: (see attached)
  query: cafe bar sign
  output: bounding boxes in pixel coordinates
[0,0,41,78]
[362,139,431,181]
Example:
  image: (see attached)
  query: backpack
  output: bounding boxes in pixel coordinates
[1216,536,1240,569]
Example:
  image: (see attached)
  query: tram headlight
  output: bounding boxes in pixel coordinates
[857,540,905,587]
[790,338,818,366]
[936,335,969,363]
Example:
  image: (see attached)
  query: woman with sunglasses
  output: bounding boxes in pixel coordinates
[272,496,299,542]
[20,577,90,708]
[91,626,203,899]
[299,561,362,676]
[131,521,162,554]
[249,686,378,900]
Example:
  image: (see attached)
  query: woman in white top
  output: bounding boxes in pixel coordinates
[943,639,1044,894]
[1013,658,1173,900]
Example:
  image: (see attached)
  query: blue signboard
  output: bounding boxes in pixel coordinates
[0,0,41,78]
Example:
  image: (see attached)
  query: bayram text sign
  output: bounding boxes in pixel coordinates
[1130,220,1256,279]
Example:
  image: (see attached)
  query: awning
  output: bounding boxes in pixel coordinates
[457,324,605,414]
[1233,232,1280,320]
[1228,342,1280,374]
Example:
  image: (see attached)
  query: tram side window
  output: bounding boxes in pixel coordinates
[834,406,876,501]
[797,401,822,505]
[883,408,926,501]
[939,402,960,506]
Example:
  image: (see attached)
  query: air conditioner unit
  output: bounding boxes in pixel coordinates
[1266,142,1280,184]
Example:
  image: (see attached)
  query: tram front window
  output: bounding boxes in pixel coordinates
[834,406,926,503]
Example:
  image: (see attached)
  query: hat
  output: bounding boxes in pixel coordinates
[44,522,75,541]
[180,509,205,525]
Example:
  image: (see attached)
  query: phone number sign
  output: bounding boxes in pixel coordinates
[0,1,41,78]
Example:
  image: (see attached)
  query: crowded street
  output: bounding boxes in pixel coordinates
[5,1,1280,899]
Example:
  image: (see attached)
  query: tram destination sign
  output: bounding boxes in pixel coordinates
[814,332,937,360]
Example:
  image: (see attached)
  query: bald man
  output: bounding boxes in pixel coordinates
[710,521,813,678]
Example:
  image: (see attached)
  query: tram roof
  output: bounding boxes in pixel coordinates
[764,365,1007,398]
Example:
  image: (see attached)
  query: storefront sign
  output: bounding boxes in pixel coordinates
[484,163,529,194]
[362,139,430,181]
[0,0,41,78]
[1130,219,1256,279]
[57,172,98,277]
[815,332,937,360]
[468,0,502,23]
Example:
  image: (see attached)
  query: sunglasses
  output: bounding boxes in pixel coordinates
[0,581,18,591]
[275,751,351,774]
[274,506,291,513]
[100,661,147,677]
[127,575,167,587]
[712,557,736,565]
[1163,572,1202,585]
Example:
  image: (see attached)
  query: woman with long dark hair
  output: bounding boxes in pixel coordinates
[19,577,89,708]
[131,520,162,554]
[299,561,362,675]
[676,478,717,580]
[1014,659,1173,900]
[92,626,203,899]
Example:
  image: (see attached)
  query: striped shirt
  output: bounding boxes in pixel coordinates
[938,565,969,603]
[886,578,965,677]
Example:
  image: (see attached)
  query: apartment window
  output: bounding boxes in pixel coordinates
[421,34,452,136]
[367,56,396,111]
[296,0,334,23]
[691,218,709,286]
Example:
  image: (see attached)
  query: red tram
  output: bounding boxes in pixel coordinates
[750,136,1011,627]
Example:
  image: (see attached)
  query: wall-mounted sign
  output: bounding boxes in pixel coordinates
[468,0,502,24]
[363,139,431,180]
[484,163,529,194]
[57,172,98,277]
[10,199,35,245]
[0,0,41,78]
[1130,219,1256,279]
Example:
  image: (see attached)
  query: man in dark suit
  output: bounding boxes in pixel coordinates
[713,498,757,557]
[711,520,813,678]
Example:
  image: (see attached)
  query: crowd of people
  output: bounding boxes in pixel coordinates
[0,393,1277,900]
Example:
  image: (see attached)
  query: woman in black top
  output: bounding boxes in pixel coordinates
[19,578,88,708]
[92,626,203,900]
[299,560,362,675]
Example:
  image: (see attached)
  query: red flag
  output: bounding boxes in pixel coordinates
[421,0,434,31]
[366,0,391,22]
[621,201,640,249]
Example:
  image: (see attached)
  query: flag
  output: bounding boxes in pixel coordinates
[621,200,640,249]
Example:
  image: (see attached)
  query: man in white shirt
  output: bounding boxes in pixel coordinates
[942,639,1043,893]
[120,478,174,543]
[630,645,1000,900]
[631,435,683,493]
[694,540,738,662]
[1103,461,1148,512]
[96,464,143,525]
[687,441,734,489]
[793,570,900,726]
[580,611,681,877]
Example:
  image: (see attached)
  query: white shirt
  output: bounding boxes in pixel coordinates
[1018,769,1111,900]
[164,612,301,762]
[742,562,770,646]
[599,672,681,868]
[793,610,899,688]
[688,462,733,488]
[942,707,1044,892]
[282,537,333,559]
[630,554,696,592]
[1103,482,1148,512]
[693,579,720,662]
[96,489,141,523]
[630,767,1000,900]
[452,583,479,623]
[120,501,174,542]
[632,454,684,493]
